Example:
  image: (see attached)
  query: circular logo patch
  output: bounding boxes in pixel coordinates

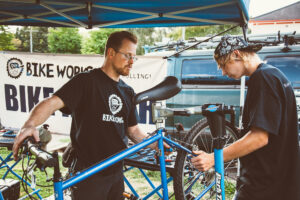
[7,58,24,79]
[109,94,123,115]
[207,105,218,112]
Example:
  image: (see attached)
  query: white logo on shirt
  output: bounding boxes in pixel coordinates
[108,94,123,115]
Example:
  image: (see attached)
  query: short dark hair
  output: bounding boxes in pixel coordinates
[105,31,137,56]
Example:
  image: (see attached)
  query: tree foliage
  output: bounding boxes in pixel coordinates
[126,28,157,55]
[15,26,49,52]
[81,28,117,55]
[33,27,48,53]
[0,25,15,51]
[168,25,243,41]
[81,28,160,55]
[48,27,81,54]
[15,26,30,51]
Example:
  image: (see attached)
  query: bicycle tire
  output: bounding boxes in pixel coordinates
[173,118,239,200]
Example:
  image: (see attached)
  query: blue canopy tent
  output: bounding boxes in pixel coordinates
[0,0,250,28]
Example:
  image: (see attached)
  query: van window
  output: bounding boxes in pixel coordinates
[181,59,240,85]
[265,56,300,88]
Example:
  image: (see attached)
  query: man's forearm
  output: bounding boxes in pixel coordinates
[223,128,269,162]
[13,95,65,160]
[23,96,64,128]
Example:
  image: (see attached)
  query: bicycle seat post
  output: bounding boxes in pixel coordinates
[152,101,167,129]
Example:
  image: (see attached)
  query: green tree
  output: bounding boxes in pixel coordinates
[126,28,157,55]
[82,28,163,55]
[168,25,243,40]
[81,28,117,55]
[15,26,48,52]
[0,25,15,51]
[15,26,30,51]
[48,27,81,54]
[33,27,48,53]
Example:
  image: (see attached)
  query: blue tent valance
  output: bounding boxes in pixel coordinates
[0,0,250,28]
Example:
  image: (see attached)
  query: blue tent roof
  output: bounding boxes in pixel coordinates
[0,0,250,28]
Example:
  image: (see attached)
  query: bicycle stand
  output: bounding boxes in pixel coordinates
[123,148,175,199]
[0,131,43,199]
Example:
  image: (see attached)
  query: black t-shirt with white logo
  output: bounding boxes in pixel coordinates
[238,63,300,200]
[54,68,138,175]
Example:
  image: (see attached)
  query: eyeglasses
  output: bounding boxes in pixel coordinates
[116,50,138,62]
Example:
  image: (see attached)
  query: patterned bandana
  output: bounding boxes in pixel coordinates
[214,35,262,58]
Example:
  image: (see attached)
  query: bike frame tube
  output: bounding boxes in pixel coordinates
[214,148,225,200]
[157,129,169,199]
[61,133,161,191]
[124,176,140,198]
[194,181,216,200]
[163,137,195,156]
[138,168,163,199]
[54,181,63,200]
[143,177,173,200]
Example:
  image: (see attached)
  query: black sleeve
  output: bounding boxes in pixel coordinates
[54,73,88,114]
[247,72,282,136]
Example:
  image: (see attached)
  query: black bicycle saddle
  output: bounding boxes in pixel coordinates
[134,76,182,105]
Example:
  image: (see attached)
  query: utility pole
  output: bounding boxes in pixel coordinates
[30,27,33,53]
[25,27,38,53]
[181,27,185,41]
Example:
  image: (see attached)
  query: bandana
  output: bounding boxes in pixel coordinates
[214,35,262,57]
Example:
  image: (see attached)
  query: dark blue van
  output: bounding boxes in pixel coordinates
[146,34,300,133]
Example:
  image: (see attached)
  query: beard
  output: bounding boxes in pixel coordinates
[113,63,131,76]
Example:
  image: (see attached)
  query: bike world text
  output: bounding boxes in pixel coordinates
[26,62,93,79]
[4,84,154,124]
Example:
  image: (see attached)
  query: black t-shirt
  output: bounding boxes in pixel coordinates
[54,68,138,175]
[238,63,300,200]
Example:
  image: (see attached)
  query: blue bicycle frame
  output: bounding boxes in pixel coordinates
[52,124,226,200]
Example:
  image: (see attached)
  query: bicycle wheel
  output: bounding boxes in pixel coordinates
[173,118,238,200]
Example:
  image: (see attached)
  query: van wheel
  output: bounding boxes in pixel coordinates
[173,118,238,200]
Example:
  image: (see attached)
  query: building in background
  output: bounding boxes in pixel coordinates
[249,1,300,34]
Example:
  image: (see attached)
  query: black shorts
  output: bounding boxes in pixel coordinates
[70,170,124,200]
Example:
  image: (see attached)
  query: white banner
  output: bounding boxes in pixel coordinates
[0,52,167,134]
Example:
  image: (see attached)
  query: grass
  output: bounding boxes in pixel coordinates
[124,168,175,200]
[59,138,70,143]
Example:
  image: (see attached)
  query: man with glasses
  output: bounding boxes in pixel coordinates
[13,31,156,199]
[191,36,300,200]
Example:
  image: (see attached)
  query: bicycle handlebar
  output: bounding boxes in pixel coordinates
[25,139,56,168]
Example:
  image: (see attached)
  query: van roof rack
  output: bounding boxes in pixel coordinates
[144,31,300,54]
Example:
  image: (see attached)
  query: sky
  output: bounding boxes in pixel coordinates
[249,0,299,17]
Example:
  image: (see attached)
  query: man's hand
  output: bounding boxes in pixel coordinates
[151,141,172,155]
[191,150,214,171]
[12,127,40,160]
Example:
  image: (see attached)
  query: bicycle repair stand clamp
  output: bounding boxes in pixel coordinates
[201,103,234,149]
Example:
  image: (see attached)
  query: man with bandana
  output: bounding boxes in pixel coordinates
[191,35,300,200]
